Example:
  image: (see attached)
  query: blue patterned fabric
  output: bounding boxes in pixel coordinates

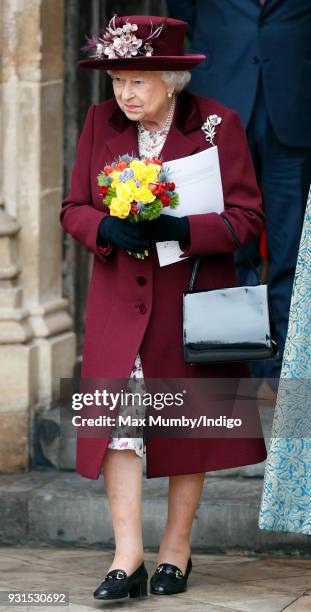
[259,187,311,534]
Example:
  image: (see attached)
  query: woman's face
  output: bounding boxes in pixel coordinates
[110,70,173,126]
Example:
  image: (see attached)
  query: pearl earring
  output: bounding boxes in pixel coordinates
[168,91,173,98]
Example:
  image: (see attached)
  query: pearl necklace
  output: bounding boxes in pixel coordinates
[137,95,176,158]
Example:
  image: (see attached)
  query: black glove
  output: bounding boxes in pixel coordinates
[146,215,190,246]
[97,216,150,253]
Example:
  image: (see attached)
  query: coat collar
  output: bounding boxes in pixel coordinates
[105,90,204,162]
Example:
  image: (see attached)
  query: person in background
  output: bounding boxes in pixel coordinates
[259,186,311,535]
[167,0,311,383]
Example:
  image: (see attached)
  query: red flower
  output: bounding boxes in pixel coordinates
[100,186,109,196]
[116,161,128,171]
[149,183,165,196]
[104,165,114,175]
[149,183,158,194]
[156,185,166,196]
[167,182,175,191]
[130,202,138,213]
[160,194,172,207]
[146,157,162,166]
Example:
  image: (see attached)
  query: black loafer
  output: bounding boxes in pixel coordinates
[150,557,192,595]
[93,562,148,600]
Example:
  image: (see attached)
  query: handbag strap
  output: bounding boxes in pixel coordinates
[188,216,263,291]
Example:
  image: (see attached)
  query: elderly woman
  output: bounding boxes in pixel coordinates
[60,15,266,601]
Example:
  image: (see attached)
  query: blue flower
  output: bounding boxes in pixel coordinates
[120,154,133,163]
[119,169,135,182]
[159,169,169,182]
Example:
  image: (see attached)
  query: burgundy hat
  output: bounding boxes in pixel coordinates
[79,15,206,71]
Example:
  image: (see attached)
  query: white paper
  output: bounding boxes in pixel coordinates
[156,146,224,266]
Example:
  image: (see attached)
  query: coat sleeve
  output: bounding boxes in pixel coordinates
[180,110,265,257]
[60,104,114,263]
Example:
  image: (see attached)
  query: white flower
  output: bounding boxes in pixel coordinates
[96,43,104,57]
[209,114,222,126]
[104,44,117,58]
[97,17,164,60]
[122,24,132,34]
[201,114,222,145]
[106,33,143,58]
[113,34,143,57]
[123,23,138,34]
[144,42,154,56]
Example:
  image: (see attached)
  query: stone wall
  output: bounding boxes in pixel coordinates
[0,0,75,471]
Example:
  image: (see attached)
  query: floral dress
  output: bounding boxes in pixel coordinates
[258,186,311,534]
[107,122,172,458]
[107,353,146,457]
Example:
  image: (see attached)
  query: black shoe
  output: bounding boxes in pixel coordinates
[150,557,192,595]
[93,562,148,600]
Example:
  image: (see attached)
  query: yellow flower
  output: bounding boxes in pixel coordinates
[134,185,156,204]
[145,163,161,181]
[135,164,160,186]
[115,180,136,205]
[109,198,131,219]
[129,160,146,181]
[111,170,124,189]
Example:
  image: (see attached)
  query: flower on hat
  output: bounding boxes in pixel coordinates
[82,15,165,60]
[143,42,154,57]
[104,31,143,59]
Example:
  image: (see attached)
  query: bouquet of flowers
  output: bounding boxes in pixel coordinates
[97,155,179,258]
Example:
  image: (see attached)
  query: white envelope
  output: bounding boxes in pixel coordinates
[156,146,224,266]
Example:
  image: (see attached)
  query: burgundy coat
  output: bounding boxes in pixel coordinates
[60,90,267,479]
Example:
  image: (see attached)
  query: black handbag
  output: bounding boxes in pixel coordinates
[183,217,279,364]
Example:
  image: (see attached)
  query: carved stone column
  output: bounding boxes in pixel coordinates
[0,0,75,471]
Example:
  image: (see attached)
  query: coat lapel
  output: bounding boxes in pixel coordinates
[105,121,139,160]
[160,124,202,162]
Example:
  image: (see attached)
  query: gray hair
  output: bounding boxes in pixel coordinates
[160,71,191,93]
[107,69,191,93]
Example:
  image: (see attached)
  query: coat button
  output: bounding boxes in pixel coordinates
[252,56,260,64]
[137,275,146,286]
[138,303,147,314]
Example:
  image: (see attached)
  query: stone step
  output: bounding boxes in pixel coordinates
[0,471,309,553]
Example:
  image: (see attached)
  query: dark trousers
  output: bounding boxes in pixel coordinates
[235,75,311,382]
